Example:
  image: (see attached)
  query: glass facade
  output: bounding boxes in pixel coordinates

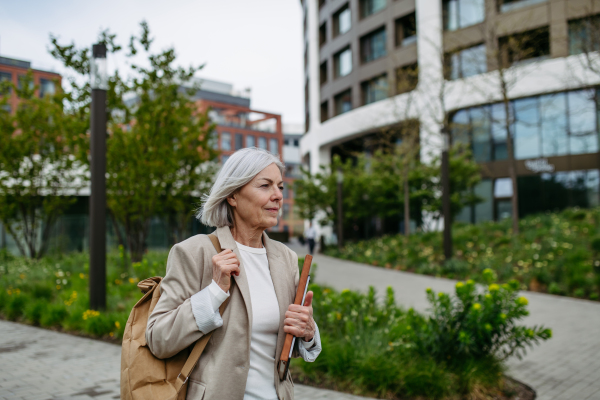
[334,47,352,78]
[269,138,279,155]
[568,15,600,55]
[396,63,418,94]
[360,0,386,19]
[221,132,231,151]
[258,137,267,150]
[395,13,417,47]
[234,133,243,150]
[334,89,352,116]
[39,78,55,98]
[361,74,388,105]
[0,71,12,94]
[443,0,485,31]
[361,27,387,64]
[500,0,547,13]
[334,4,351,37]
[246,135,255,148]
[447,44,487,80]
[450,88,600,162]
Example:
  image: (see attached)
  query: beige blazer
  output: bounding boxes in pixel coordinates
[146,226,301,400]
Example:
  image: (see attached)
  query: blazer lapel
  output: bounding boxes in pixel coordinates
[215,226,253,330]
[263,231,295,363]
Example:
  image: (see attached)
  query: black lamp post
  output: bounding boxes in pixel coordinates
[441,127,452,261]
[89,43,108,310]
[336,168,344,249]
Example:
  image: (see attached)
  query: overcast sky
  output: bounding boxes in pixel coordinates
[0,0,305,126]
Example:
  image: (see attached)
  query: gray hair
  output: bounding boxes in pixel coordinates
[197,147,285,227]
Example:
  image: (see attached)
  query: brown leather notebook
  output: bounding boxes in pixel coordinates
[277,254,313,381]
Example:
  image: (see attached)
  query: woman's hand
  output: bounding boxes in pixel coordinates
[212,249,240,293]
[284,291,316,342]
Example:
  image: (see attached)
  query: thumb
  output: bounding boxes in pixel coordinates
[303,291,314,307]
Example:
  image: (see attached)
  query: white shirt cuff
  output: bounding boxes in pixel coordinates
[301,336,315,349]
[189,281,229,334]
[208,279,230,312]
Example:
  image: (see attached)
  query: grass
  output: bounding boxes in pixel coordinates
[0,247,550,399]
[325,207,600,301]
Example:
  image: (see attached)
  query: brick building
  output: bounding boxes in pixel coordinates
[0,56,61,112]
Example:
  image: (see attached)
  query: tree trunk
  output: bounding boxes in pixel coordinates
[501,82,520,234]
[403,167,410,236]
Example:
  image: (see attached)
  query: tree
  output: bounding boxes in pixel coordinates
[568,12,600,78]
[0,73,88,258]
[50,22,219,261]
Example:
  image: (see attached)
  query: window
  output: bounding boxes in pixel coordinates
[333,4,351,37]
[443,0,485,31]
[17,75,33,91]
[246,135,256,148]
[269,138,279,155]
[395,13,417,47]
[258,137,267,150]
[209,131,219,150]
[396,63,418,94]
[334,47,352,78]
[334,89,352,116]
[221,132,231,151]
[499,0,546,13]
[451,88,600,163]
[499,27,549,67]
[319,0,326,8]
[39,78,55,98]
[235,133,244,150]
[360,0,386,19]
[321,100,329,122]
[360,27,387,64]
[361,74,388,105]
[0,72,12,95]
[446,44,487,80]
[567,89,598,155]
[568,15,600,56]
[319,22,327,47]
[320,61,328,85]
[222,155,230,165]
[1,104,11,113]
[540,93,568,157]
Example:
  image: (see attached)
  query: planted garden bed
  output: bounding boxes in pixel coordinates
[325,207,600,301]
[1,250,550,399]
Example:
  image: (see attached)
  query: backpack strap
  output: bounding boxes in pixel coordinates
[174,233,234,392]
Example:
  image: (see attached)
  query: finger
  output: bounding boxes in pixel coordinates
[285,311,308,322]
[217,252,238,261]
[303,291,314,307]
[218,249,233,256]
[283,325,302,336]
[284,318,305,330]
[288,304,311,314]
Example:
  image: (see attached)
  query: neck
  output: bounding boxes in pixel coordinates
[230,222,264,248]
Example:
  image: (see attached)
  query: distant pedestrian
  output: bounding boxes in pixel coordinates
[305,222,317,255]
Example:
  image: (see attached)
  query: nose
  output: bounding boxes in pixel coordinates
[273,186,283,201]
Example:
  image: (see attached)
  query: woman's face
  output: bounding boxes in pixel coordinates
[228,163,284,230]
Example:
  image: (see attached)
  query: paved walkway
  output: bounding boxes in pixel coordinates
[0,320,371,400]
[290,243,600,400]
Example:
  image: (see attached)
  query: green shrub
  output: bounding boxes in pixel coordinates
[4,291,27,320]
[40,304,68,327]
[591,236,600,253]
[83,310,114,336]
[24,299,47,325]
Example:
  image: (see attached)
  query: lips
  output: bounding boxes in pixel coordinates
[266,207,279,214]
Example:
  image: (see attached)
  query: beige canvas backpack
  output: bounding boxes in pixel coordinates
[120,234,231,400]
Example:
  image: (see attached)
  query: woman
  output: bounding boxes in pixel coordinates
[146,147,322,400]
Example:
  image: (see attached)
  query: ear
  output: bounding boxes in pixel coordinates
[226,194,237,208]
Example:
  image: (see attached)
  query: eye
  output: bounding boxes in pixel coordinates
[279,186,284,191]
[261,184,269,188]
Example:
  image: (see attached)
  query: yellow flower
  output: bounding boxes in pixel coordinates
[341,289,350,294]
[336,312,342,320]
[56,285,61,290]
[82,310,100,320]
[466,279,475,285]
[110,332,115,337]
[19,273,26,280]
[115,321,121,329]
[488,284,500,292]
[426,287,432,294]
[472,303,482,311]
[115,279,122,285]
[455,282,464,288]
[517,296,529,306]
[79,273,85,279]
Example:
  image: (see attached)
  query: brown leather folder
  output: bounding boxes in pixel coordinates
[277,254,313,381]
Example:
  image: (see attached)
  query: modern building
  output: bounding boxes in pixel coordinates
[300,0,600,230]
[0,55,61,112]
[281,124,305,236]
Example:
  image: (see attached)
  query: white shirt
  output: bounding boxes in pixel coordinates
[304,226,317,239]
[189,242,321,400]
